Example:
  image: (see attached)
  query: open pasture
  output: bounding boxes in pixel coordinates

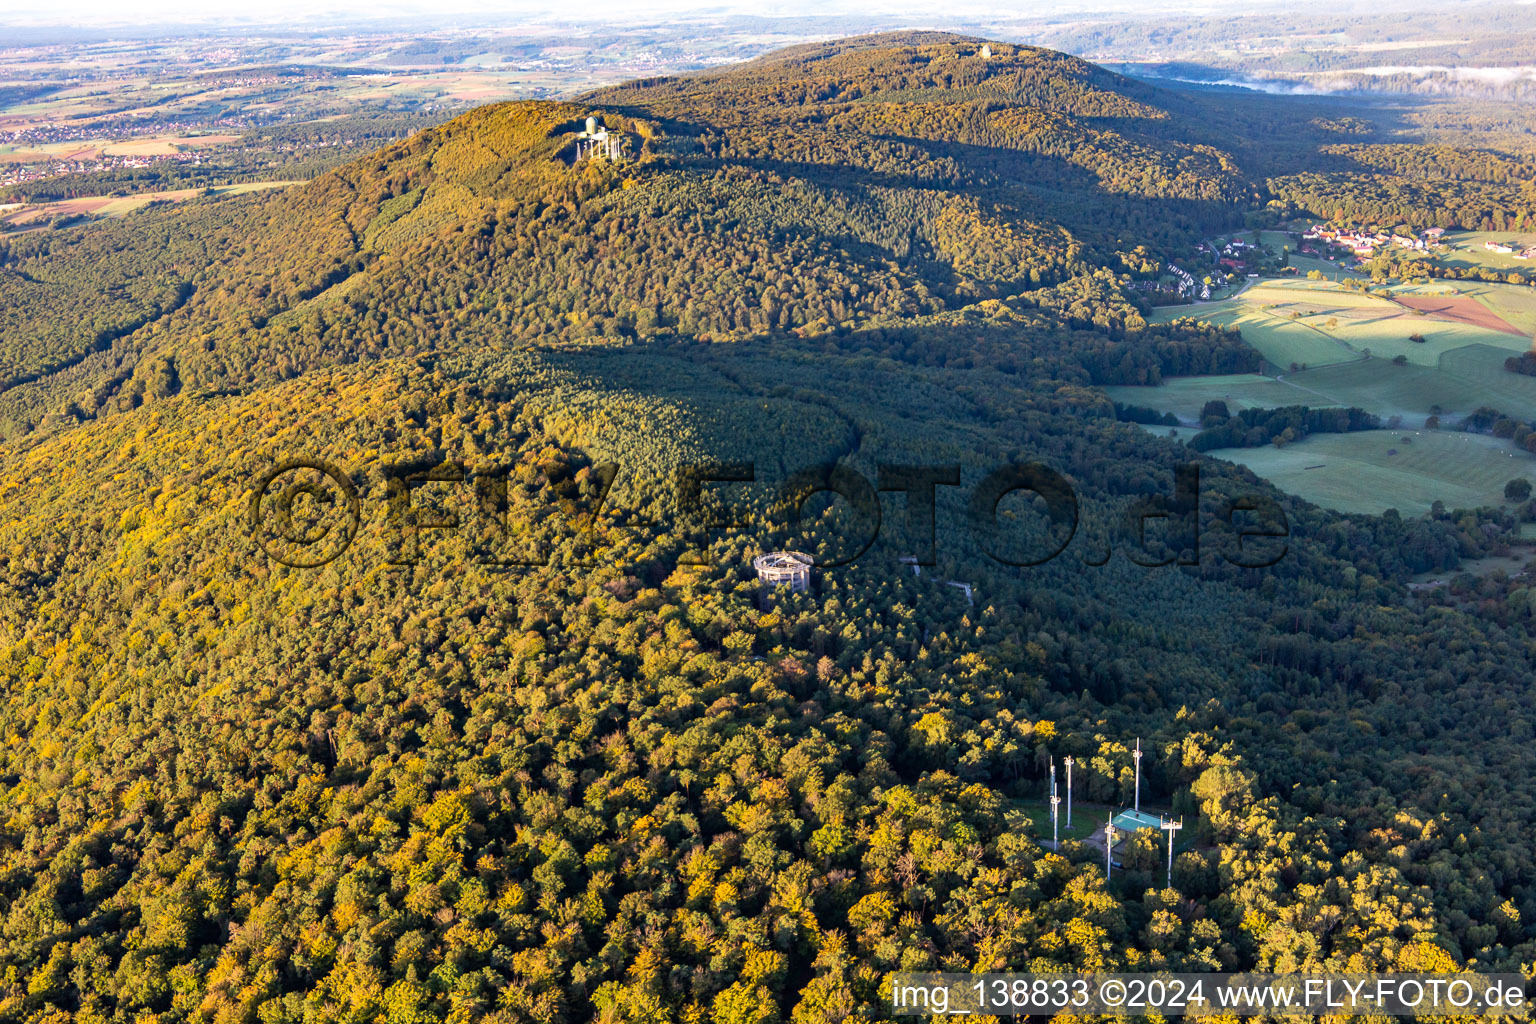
[102,134,238,157]
[1438,231,1536,273]
[1105,374,1329,423]
[0,195,117,226]
[1285,251,1360,282]
[1153,297,1356,369]
[1309,304,1526,366]
[1244,281,1382,303]
[1156,279,1529,371]
[1199,429,1530,517]
[0,141,109,163]
[1285,348,1536,424]
[1114,343,1536,429]
[0,132,237,166]
[1120,271,1536,516]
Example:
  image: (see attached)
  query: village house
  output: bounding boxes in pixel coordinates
[1304,224,1421,258]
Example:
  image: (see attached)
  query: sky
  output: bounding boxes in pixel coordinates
[1,0,1205,30]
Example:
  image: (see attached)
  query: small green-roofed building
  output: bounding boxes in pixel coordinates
[1109,808,1167,843]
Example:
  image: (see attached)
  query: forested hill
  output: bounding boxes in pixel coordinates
[0,33,1265,440]
[3,32,1536,1024]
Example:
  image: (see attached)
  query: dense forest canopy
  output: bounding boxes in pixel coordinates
[0,31,1535,1024]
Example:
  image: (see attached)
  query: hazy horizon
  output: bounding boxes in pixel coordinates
[0,0,1334,32]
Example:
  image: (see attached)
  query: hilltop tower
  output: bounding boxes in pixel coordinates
[575,113,628,162]
[754,551,813,593]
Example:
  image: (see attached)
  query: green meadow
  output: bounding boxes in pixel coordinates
[1153,297,1356,370]
[1126,276,1536,515]
[1112,346,1536,429]
[1438,231,1536,274]
[1194,429,1527,517]
[1154,281,1529,372]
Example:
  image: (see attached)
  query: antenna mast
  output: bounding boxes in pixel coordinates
[1105,813,1116,881]
[1063,755,1074,828]
[1133,738,1143,812]
[1160,817,1184,888]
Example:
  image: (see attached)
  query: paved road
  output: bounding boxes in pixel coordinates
[1161,272,1258,311]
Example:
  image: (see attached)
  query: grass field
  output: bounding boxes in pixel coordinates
[1438,231,1536,274]
[1409,553,1534,587]
[1453,281,1536,337]
[1116,345,1536,515]
[1012,799,1109,846]
[1127,424,1533,516]
[1121,272,1536,515]
[1287,251,1360,282]
[1113,344,1536,428]
[102,134,238,157]
[1199,429,1530,517]
[0,133,236,164]
[1154,296,1357,369]
[1106,374,1317,422]
[1153,279,1527,372]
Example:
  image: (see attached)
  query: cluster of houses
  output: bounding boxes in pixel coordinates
[1214,237,1258,272]
[0,151,205,189]
[1302,224,1445,258]
[1484,240,1536,260]
[0,113,264,188]
[1165,262,1210,300]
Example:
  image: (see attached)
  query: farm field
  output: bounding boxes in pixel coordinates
[103,134,240,157]
[1114,344,1536,426]
[1152,279,1527,371]
[1125,273,1536,515]
[0,133,237,164]
[1450,281,1536,336]
[1152,295,1356,369]
[1409,553,1535,589]
[1438,230,1536,273]
[0,181,298,231]
[1178,428,1530,517]
[1106,374,1314,422]
[1280,352,1534,423]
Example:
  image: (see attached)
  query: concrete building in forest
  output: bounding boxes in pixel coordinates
[754,551,813,592]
